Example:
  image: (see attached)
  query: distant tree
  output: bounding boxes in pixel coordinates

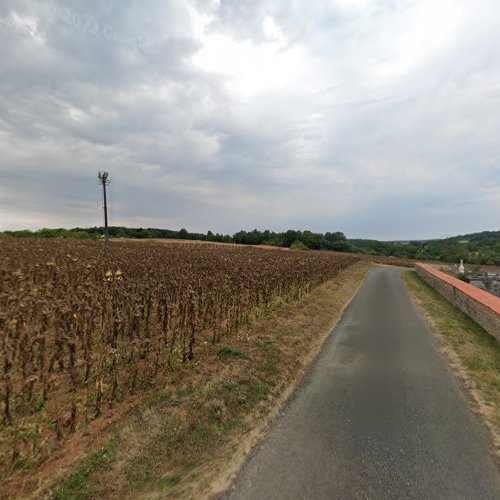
[3,226,499,265]
[325,231,346,242]
[283,230,299,247]
[37,228,61,238]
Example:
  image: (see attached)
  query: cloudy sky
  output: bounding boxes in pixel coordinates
[1,0,499,239]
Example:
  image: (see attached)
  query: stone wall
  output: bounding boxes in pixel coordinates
[415,263,500,342]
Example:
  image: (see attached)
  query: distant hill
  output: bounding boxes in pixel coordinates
[348,230,500,266]
[1,227,499,266]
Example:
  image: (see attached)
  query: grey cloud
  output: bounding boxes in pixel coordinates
[0,0,499,239]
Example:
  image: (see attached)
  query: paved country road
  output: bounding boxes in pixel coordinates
[224,267,500,500]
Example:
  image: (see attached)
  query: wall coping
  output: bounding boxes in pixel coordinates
[416,263,500,315]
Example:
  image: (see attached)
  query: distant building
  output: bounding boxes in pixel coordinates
[458,259,465,274]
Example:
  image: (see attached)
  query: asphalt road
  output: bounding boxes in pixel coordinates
[224,267,500,499]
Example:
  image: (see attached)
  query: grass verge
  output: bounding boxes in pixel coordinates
[24,261,372,499]
[403,271,500,457]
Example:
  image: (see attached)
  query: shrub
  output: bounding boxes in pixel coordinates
[290,240,309,251]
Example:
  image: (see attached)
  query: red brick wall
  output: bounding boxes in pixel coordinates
[415,263,500,342]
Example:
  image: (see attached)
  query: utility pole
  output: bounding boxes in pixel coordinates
[98,171,110,242]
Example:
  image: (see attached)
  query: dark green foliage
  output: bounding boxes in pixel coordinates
[1,228,98,240]
[232,228,348,251]
[0,226,349,252]
[349,230,500,265]
[2,226,499,265]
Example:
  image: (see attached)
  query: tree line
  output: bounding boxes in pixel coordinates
[1,227,499,265]
[349,230,500,266]
[0,227,349,250]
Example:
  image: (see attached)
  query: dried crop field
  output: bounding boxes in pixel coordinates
[0,238,358,475]
[351,254,415,269]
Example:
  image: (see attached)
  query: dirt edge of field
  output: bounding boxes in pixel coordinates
[188,261,373,500]
[21,261,372,499]
[402,271,500,463]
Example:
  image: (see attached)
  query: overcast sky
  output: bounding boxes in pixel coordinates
[1,0,499,239]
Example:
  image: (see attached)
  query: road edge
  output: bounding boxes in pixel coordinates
[198,263,374,499]
[402,270,500,465]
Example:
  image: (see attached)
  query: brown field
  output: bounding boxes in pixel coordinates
[123,236,416,268]
[343,252,414,269]
[0,238,359,482]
